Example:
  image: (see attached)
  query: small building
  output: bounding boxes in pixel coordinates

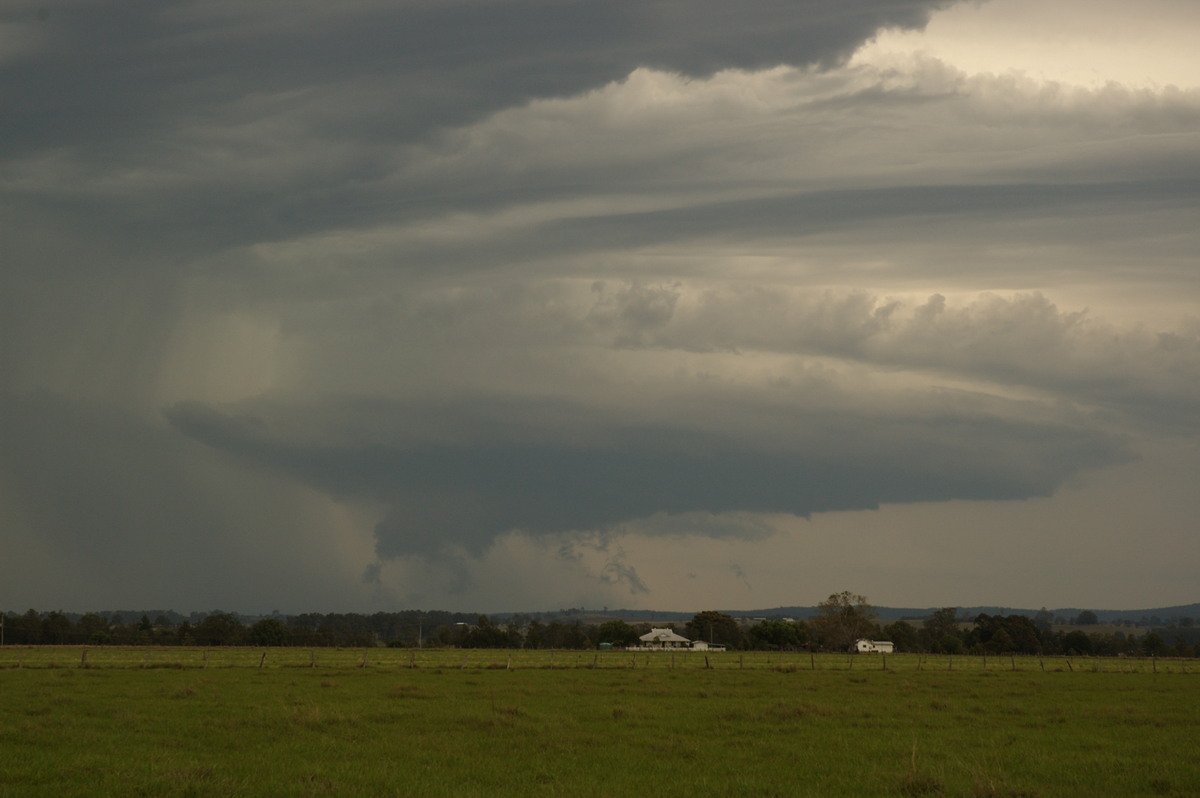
[690,640,727,652]
[634,627,692,649]
[851,639,894,654]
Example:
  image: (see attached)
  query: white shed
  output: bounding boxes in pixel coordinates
[851,639,894,654]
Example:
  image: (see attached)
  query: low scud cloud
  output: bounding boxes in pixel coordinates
[2,0,1198,612]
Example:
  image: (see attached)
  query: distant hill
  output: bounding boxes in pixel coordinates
[534,603,1200,625]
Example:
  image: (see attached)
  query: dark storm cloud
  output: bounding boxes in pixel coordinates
[0,0,959,268]
[3,0,952,156]
[165,392,1133,563]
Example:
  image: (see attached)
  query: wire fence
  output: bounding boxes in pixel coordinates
[0,646,1191,674]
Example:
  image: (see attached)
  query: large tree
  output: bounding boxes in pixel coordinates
[685,611,744,649]
[810,592,878,652]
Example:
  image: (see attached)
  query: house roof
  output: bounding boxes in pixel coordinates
[639,627,691,643]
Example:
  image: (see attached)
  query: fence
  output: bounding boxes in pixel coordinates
[0,646,1190,674]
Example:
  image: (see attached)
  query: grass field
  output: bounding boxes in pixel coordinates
[1,648,1197,796]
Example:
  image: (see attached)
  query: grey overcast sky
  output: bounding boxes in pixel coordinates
[3,0,1198,614]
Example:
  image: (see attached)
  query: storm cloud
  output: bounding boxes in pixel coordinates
[2,0,1198,612]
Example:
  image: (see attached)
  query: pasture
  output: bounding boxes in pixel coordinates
[1,648,1197,796]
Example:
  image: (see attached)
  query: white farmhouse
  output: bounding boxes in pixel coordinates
[851,639,894,654]
[634,627,692,649]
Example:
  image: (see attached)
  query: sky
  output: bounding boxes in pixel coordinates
[2,0,1198,615]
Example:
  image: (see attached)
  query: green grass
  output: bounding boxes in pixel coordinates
[1,649,1197,796]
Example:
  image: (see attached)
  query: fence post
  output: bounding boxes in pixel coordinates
[259,652,267,669]
[409,650,415,669]
[882,654,887,671]
[204,650,210,669]
[1011,655,1016,672]
[80,649,87,668]
[311,650,317,668]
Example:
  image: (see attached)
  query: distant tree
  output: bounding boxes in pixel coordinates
[1033,608,1054,631]
[921,607,962,652]
[882,621,919,653]
[685,611,744,649]
[194,612,245,646]
[41,611,72,644]
[748,619,809,650]
[1061,630,1092,656]
[12,609,42,645]
[77,613,112,645]
[811,592,877,652]
[1075,610,1099,626]
[596,620,640,647]
[939,635,965,655]
[249,618,290,647]
[971,614,1042,655]
[1141,632,1167,657]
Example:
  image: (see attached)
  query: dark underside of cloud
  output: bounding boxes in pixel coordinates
[165,395,1133,562]
[3,0,953,157]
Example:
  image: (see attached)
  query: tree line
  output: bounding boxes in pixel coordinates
[4,593,1197,656]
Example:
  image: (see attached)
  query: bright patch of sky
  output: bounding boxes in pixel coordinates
[854,0,1200,90]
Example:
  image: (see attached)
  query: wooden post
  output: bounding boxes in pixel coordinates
[948,655,952,671]
[549,652,555,668]
[591,654,598,669]
[204,650,210,669]
[630,656,635,669]
[848,655,853,670]
[360,648,369,668]
[506,654,512,670]
[259,652,267,669]
[882,654,887,671]
[80,649,87,668]
[409,650,415,669]
[460,653,468,669]
[1066,658,1073,672]
[982,655,987,669]
[1039,657,1045,672]
[311,650,317,668]
[1152,657,1157,674]
[705,655,711,670]
[810,652,815,671]
[739,655,744,670]
[1011,655,1016,672]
